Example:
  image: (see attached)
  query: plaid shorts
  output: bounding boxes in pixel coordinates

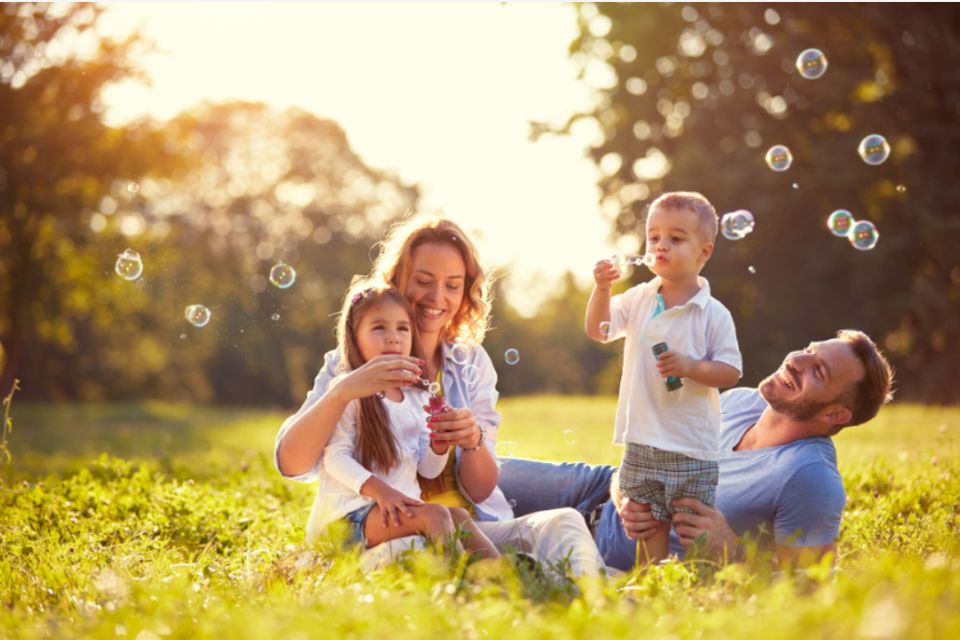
[618,443,719,522]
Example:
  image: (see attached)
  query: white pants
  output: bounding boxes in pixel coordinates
[360,507,604,577]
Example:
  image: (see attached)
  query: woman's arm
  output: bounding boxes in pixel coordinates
[275,353,424,478]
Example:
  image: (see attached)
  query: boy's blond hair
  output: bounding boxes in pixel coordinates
[647,191,718,244]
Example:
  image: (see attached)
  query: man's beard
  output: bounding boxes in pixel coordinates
[759,375,829,422]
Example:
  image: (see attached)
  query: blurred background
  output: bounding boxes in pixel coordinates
[1,2,957,409]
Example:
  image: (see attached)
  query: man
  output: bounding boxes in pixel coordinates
[498,329,894,570]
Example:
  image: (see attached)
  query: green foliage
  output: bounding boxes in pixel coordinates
[1,398,958,638]
[554,4,960,402]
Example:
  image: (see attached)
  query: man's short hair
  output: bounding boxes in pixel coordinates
[648,191,718,244]
[836,329,895,427]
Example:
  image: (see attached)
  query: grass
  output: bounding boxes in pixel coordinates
[1,396,959,639]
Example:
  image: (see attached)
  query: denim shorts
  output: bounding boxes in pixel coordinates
[344,503,376,546]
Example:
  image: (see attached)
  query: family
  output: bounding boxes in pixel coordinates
[274,191,894,575]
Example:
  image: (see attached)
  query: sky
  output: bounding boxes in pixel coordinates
[97,2,624,314]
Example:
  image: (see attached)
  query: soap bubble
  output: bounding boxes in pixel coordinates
[504,348,520,366]
[271,312,280,321]
[849,220,879,250]
[563,429,576,446]
[462,363,481,385]
[796,48,828,80]
[720,210,755,240]
[179,333,187,340]
[827,209,855,237]
[497,441,516,457]
[599,321,612,338]
[748,266,756,274]
[617,254,655,268]
[765,145,793,171]
[114,249,143,281]
[896,184,906,193]
[269,262,297,289]
[792,182,799,190]
[126,182,140,194]
[858,134,891,165]
[450,343,470,365]
[184,304,211,328]
[427,381,441,395]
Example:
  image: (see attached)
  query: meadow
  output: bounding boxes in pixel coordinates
[1,396,958,639]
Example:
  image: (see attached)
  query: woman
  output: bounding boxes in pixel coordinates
[275,215,604,576]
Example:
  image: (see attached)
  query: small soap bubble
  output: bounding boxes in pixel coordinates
[126,182,140,194]
[599,321,612,337]
[849,220,879,250]
[748,265,756,274]
[427,381,441,395]
[269,262,297,289]
[114,249,143,281]
[508,499,518,509]
[184,304,211,328]
[827,209,855,237]
[504,348,520,366]
[765,145,793,172]
[563,429,576,446]
[271,312,280,321]
[450,343,470,365]
[462,363,481,385]
[795,48,828,80]
[496,441,516,457]
[792,182,799,190]
[720,210,755,241]
[858,134,891,165]
[896,184,906,193]
[179,333,187,340]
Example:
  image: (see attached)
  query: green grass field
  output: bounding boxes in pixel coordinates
[2,397,959,639]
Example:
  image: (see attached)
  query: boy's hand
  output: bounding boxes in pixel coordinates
[656,349,692,378]
[593,258,621,290]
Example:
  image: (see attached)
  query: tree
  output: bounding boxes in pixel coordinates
[0,3,182,397]
[547,3,960,401]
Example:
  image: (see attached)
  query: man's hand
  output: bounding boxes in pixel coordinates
[671,497,739,559]
[615,495,665,541]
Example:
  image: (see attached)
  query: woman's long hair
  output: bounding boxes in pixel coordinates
[336,282,425,472]
[370,214,494,347]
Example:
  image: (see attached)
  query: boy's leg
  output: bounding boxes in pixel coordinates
[363,503,459,550]
[618,445,670,566]
[447,508,500,559]
[498,457,616,520]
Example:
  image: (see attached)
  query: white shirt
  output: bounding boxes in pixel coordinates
[276,341,514,527]
[305,386,449,540]
[604,276,742,461]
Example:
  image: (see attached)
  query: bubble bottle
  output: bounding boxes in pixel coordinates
[651,292,682,392]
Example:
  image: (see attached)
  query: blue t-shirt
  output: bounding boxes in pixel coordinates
[597,387,846,568]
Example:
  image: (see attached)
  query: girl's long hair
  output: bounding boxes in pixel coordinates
[336,282,425,473]
[370,214,493,346]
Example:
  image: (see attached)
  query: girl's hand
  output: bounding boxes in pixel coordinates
[426,406,483,450]
[368,483,423,528]
[331,354,424,400]
[593,258,621,290]
[656,350,691,378]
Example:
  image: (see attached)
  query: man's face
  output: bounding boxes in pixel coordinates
[759,339,866,422]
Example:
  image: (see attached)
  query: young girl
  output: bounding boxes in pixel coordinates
[320,283,500,559]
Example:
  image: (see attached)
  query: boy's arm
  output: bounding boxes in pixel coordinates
[657,354,741,388]
[585,259,620,341]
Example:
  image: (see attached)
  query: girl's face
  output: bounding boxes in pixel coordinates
[354,300,414,362]
[402,242,466,337]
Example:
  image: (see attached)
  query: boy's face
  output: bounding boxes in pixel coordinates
[645,206,713,283]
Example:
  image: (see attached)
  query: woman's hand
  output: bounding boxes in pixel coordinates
[331,354,424,400]
[426,406,482,450]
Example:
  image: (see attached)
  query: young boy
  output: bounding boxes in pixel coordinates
[585,191,742,564]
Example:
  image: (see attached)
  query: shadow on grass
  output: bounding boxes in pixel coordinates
[5,401,284,479]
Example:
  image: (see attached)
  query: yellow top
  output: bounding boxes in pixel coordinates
[419,370,475,516]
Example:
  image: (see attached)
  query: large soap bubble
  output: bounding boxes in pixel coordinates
[827,209,855,237]
[720,210,756,241]
[765,145,793,172]
[849,220,879,251]
[185,304,212,328]
[796,48,828,80]
[858,134,891,166]
[269,262,297,289]
[114,249,143,281]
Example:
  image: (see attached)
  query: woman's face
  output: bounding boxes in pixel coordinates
[403,242,466,338]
